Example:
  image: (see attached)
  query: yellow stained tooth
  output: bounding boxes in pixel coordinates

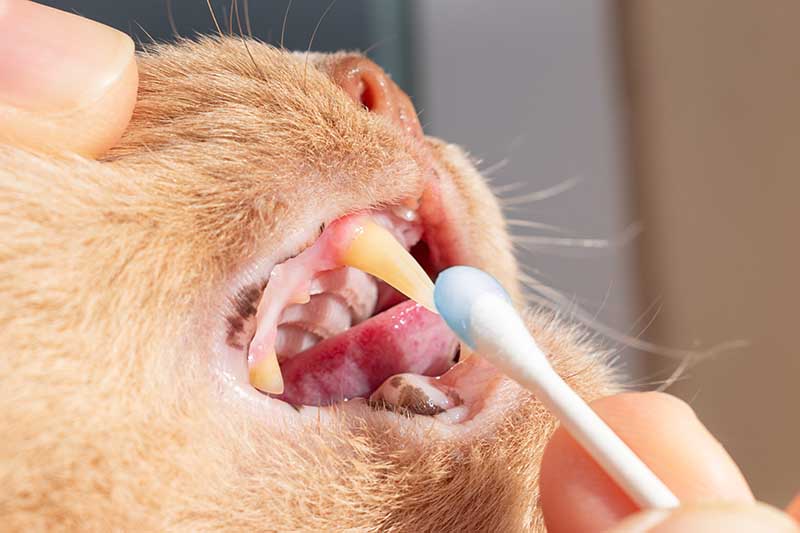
[340,219,437,313]
[249,348,284,394]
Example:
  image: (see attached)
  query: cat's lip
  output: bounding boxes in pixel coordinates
[210,171,510,440]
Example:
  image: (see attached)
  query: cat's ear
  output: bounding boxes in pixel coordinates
[330,56,423,140]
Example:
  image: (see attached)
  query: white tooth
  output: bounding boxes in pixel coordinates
[309,268,378,323]
[278,294,352,339]
[274,325,320,358]
[391,205,419,222]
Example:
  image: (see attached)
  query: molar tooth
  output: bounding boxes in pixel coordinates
[307,268,378,323]
[278,294,352,339]
[249,347,284,395]
[339,219,436,313]
[274,325,319,359]
[369,373,458,416]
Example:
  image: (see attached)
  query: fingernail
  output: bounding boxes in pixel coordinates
[0,0,134,113]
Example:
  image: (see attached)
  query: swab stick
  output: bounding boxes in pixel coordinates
[434,266,679,509]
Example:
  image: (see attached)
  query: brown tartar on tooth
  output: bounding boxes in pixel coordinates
[368,374,463,417]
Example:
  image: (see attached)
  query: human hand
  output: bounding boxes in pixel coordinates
[0,0,137,157]
[539,391,800,531]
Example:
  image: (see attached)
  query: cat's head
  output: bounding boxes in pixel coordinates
[0,37,613,531]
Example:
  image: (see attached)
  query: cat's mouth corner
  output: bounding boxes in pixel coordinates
[212,179,507,436]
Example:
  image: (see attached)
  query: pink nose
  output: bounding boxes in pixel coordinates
[331,57,423,140]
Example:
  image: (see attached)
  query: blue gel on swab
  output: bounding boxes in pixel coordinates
[434,266,511,349]
[433,266,679,510]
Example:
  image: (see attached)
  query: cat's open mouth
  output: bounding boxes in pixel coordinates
[217,207,501,427]
[254,207,457,404]
[213,171,507,433]
[248,204,503,423]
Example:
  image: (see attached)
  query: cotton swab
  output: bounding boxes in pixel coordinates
[434,266,680,510]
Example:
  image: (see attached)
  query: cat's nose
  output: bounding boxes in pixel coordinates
[331,57,423,140]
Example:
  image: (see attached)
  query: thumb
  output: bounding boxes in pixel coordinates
[610,503,799,532]
[0,0,138,158]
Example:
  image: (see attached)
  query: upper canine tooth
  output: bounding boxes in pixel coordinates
[339,218,436,313]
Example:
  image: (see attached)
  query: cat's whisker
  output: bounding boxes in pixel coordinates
[628,360,695,391]
[514,235,612,249]
[500,176,582,206]
[243,0,252,39]
[205,0,224,38]
[514,262,623,322]
[519,275,748,364]
[303,0,338,91]
[625,297,663,342]
[280,0,293,49]
[233,3,268,85]
[490,181,527,197]
[517,271,552,294]
[511,222,642,255]
[166,0,179,37]
[480,158,510,177]
[232,0,243,38]
[363,35,394,57]
[516,263,549,283]
[505,219,568,233]
[227,0,236,36]
[133,21,157,46]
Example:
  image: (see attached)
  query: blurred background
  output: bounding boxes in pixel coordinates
[40,0,799,506]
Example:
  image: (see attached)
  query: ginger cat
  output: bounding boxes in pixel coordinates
[0,37,615,531]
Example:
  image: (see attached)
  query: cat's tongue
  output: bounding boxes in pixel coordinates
[277,300,456,406]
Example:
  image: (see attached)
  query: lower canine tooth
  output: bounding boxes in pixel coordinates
[339,219,436,313]
[249,347,284,394]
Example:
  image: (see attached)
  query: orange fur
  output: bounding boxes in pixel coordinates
[0,38,616,531]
